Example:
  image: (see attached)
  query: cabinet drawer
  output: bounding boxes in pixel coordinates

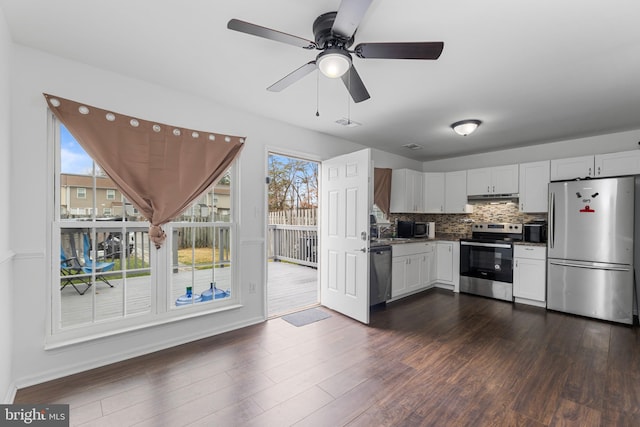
[392,242,434,257]
[514,245,546,260]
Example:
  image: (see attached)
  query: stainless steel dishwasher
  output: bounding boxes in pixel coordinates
[370,245,392,305]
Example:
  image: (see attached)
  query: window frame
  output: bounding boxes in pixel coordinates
[46,112,242,349]
[76,187,86,199]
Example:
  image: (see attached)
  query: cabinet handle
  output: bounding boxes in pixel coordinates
[515,260,518,267]
[597,166,601,175]
[520,203,524,210]
[487,186,490,192]
[492,185,495,193]
[588,167,592,176]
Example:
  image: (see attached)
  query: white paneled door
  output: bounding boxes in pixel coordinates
[320,149,370,324]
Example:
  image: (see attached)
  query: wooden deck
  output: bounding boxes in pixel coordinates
[267,261,318,317]
[60,262,317,326]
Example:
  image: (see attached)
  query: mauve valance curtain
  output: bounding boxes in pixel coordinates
[374,167,392,217]
[45,94,245,248]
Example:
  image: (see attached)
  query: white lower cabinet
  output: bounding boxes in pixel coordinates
[391,242,435,298]
[435,241,460,292]
[391,241,459,298]
[513,245,546,307]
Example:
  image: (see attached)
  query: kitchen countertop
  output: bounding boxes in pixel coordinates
[371,235,547,247]
[370,233,467,246]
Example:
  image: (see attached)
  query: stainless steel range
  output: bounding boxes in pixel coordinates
[459,222,523,301]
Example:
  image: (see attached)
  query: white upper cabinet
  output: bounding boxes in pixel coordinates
[594,150,640,178]
[466,164,519,195]
[390,169,424,213]
[444,170,472,213]
[550,155,595,181]
[551,151,640,181]
[519,161,550,213]
[423,172,445,213]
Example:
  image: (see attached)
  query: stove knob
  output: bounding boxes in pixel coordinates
[509,225,513,229]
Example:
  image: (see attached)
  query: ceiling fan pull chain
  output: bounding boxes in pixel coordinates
[347,68,351,124]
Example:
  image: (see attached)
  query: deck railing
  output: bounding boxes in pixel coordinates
[267,224,318,267]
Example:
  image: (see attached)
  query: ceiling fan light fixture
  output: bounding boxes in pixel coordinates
[451,119,481,136]
[317,48,352,78]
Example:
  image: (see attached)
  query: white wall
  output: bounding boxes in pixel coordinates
[10,44,369,388]
[422,129,640,172]
[0,6,14,403]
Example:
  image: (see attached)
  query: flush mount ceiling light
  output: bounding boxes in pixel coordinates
[317,48,352,78]
[451,119,482,136]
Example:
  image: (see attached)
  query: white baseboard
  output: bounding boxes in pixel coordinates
[13,316,265,390]
[3,381,17,404]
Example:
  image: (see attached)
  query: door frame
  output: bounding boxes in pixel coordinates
[264,146,322,318]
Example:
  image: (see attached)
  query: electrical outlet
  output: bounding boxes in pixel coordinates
[248,282,256,294]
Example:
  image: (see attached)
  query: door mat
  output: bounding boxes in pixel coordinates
[282,308,331,327]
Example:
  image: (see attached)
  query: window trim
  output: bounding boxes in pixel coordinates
[46,112,242,349]
[76,187,86,199]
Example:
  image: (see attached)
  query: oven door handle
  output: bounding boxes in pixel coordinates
[460,241,512,249]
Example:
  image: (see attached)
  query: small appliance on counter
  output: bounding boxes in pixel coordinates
[414,222,427,237]
[396,220,415,238]
[524,220,547,243]
[414,222,436,238]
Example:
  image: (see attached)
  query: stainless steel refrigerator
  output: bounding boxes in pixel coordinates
[547,177,635,324]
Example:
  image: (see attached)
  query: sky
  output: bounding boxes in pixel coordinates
[60,124,93,174]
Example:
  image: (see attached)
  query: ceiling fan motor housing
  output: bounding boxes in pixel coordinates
[312,12,355,50]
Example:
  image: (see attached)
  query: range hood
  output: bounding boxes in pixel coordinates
[467,193,519,201]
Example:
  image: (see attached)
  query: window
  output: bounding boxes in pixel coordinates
[51,118,239,345]
[76,187,86,199]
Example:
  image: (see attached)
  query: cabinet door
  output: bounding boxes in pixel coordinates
[436,242,453,283]
[390,169,423,213]
[513,257,546,301]
[424,172,445,213]
[410,170,424,212]
[595,150,640,178]
[519,161,550,213]
[550,156,594,181]
[391,257,407,297]
[466,167,492,195]
[405,254,422,291]
[445,170,470,213]
[492,164,519,194]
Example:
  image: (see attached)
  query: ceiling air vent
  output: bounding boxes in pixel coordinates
[402,143,423,150]
[335,118,362,128]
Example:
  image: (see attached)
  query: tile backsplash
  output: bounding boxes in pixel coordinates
[388,201,547,237]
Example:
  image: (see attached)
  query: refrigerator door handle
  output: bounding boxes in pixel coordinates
[548,191,555,249]
[548,260,631,272]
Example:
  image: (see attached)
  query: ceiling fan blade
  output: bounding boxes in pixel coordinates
[332,0,373,39]
[227,19,316,50]
[341,65,371,103]
[267,61,317,92]
[355,42,444,59]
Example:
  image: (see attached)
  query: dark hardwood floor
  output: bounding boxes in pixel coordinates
[14,289,640,426]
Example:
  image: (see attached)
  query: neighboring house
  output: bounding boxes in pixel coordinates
[59,173,230,220]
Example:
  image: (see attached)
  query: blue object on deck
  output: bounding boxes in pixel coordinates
[200,283,230,301]
[175,287,202,306]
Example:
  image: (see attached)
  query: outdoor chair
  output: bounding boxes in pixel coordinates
[60,234,116,295]
[60,248,92,295]
[81,233,116,288]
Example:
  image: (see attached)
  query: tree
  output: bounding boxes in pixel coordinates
[268,154,318,211]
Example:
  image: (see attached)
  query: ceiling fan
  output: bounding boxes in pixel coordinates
[227,0,444,103]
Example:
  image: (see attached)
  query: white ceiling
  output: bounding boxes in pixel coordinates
[2,0,640,161]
